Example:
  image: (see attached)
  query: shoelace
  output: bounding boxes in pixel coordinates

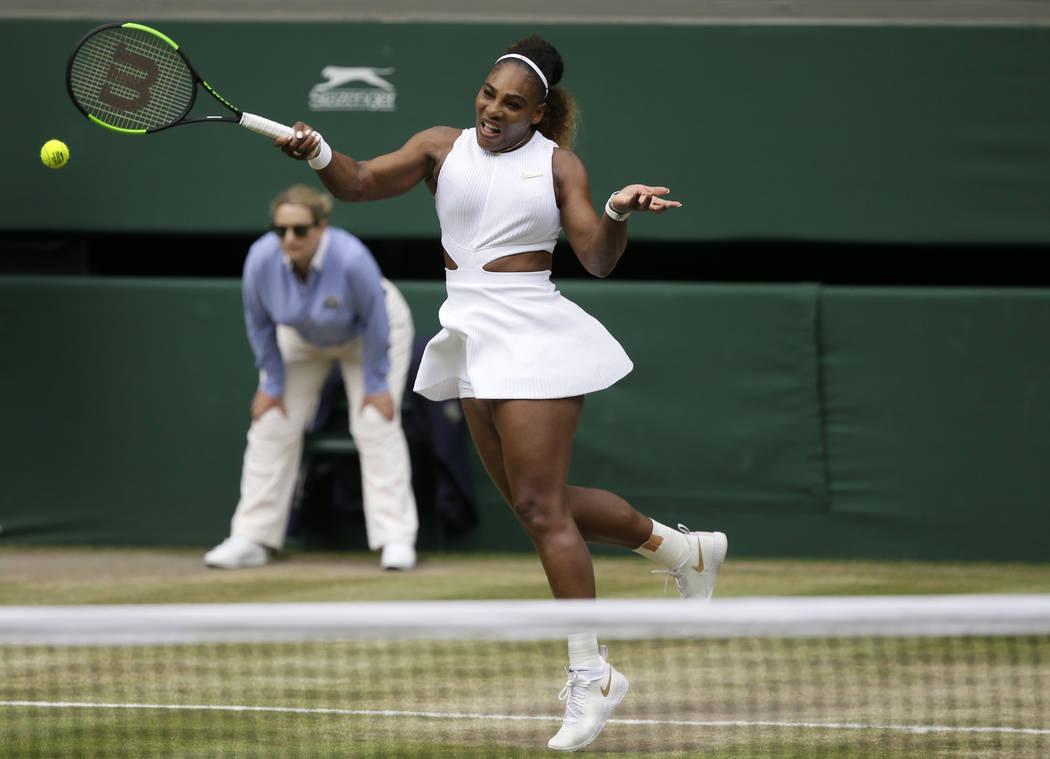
[650,524,699,594]
[650,563,688,594]
[557,668,588,725]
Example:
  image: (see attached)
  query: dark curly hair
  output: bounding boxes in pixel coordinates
[496,34,579,150]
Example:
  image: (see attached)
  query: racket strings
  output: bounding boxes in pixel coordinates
[69,28,194,131]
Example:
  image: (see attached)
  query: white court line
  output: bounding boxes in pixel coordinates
[3,701,1049,736]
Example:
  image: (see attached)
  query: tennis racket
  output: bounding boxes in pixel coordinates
[66,22,294,140]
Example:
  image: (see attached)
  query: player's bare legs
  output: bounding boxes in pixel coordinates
[460,396,725,598]
[462,396,595,598]
[565,486,653,548]
[461,396,634,751]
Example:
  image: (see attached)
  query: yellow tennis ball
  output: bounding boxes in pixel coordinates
[40,139,70,169]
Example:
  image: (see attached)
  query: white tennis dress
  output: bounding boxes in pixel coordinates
[412,128,633,401]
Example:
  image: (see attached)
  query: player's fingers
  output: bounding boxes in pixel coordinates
[291,130,322,159]
[290,128,307,156]
[280,122,311,157]
[305,134,322,160]
[650,199,683,214]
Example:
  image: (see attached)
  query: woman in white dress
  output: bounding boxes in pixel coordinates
[277,34,727,752]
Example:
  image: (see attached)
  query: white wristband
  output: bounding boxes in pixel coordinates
[307,135,333,170]
[605,194,631,222]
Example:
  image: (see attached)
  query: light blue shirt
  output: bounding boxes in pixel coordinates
[242,227,391,397]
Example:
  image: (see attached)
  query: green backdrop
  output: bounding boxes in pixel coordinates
[2,276,1048,561]
[3,20,1049,242]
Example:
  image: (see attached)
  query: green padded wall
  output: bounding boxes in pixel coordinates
[819,287,1050,560]
[4,276,1049,560]
[0,277,254,545]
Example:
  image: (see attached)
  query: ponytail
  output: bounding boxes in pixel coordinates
[539,85,579,150]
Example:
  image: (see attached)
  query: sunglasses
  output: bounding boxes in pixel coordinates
[271,223,318,238]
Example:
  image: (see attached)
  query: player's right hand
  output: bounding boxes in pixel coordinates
[276,121,322,161]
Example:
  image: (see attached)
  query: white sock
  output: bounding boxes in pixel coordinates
[632,519,690,570]
[567,633,602,670]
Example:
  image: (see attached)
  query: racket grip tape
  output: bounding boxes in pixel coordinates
[239,112,295,139]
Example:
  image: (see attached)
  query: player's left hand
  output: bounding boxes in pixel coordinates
[361,392,396,421]
[611,185,682,214]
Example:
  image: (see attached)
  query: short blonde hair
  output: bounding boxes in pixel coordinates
[269,184,334,223]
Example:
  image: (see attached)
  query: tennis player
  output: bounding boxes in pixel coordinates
[277,35,727,752]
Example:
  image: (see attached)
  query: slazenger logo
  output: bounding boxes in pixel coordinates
[308,66,397,112]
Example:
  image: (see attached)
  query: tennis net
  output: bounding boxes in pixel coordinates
[2,595,1048,757]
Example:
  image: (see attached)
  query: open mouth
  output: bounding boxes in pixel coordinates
[479,120,502,138]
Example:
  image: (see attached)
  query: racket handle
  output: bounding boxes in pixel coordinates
[239,112,295,140]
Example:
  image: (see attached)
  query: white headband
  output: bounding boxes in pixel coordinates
[495,53,549,98]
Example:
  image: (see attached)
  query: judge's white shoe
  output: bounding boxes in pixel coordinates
[547,646,629,752]
[653,525,728,600]
[203,536,267,569]
[380,541,416,571]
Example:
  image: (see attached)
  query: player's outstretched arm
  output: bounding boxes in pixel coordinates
[277,123,460,202]
[555,148,682,278]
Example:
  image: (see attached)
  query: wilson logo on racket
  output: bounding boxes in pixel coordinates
[98,43,158,112]
[66,22,295,141]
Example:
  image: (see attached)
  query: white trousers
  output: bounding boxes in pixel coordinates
[230,279,418,551]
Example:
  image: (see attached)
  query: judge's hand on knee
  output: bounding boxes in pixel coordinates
[361,392,395,422]
[251,390,288,421]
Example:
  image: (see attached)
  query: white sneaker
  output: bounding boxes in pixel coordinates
[652,524,728,600]
[547,646,629,752]
[380,541,416,571]
[203,536,268,569]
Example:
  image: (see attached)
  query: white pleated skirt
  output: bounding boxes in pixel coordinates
[413,268,633,401]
